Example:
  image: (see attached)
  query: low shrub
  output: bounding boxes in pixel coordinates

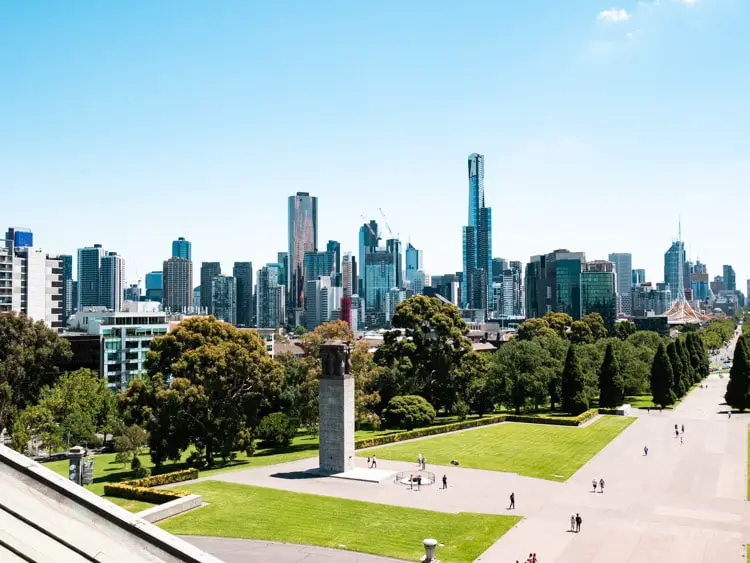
[256,412,297,447]
[450,400,470,421]
[597,408,620,415]
[355,415,507,449]
[104,483,187,504]
[124,468,198,488]
[382,395,436,430]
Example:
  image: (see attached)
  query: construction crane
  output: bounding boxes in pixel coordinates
[378,208,394,238]
[359,215,378,239]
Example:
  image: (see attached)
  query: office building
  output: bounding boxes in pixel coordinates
[525,249,586,320]
[386,238,403,290]
[304,275,342,331]
[608,253,632,316]
[163,258,193,313]
[690,261,709,301]
[304,251,336,284]
[385,288,406,327]
[364,247,397,326]
[200,262,221,313]
[276,252,288,288]
[193,286,200,307]
[101,252,125,312]
[288,192,318,318]
[405,243,423,288]
[61,254,74,323]
[171,237,192,260]
[632,269,646,285]
[358,220,380,296]
[233,262,253,327]
[462,153,492,311]
[145,271,163,302]
[211,275,237,325]
[581,260,617,331]
[632,283,672,317]
[257,263,285,328]
[77,244,105,310]
[411,270,426,296]
[342,252,355,298]
[431,274,460,306]
[492,258,507,283]
[664,241,686,296]
[502,261,524,317]
[124,284,141,302]
[326,240,341,285]
[4,227,33,248]
[723,265,736,291]
[67,302,169,391]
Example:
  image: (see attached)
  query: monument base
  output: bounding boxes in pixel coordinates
[311,467,397,483]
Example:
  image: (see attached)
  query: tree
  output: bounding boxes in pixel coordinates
[517,318,556,341]
[686,332,709,381]
[292,326,307,337]
[613,321,636,340]
[582,313,608,341]
[598,343,624,408]
[626,331,663,351]
[676,338,694,387]
[274,352,320,432]
[374,296,472,411]
[725,336,750,412]
[0,312,72,430]
[10,404,60,455]
[351,340,381,427]
[123,317,283,467]
[299,321,354,358]
[650,343,676,407]
[488,339,554,414]
[569,321,594,344]
[255,412,297,447]
[561,346,589,415]
[382,395,436,430]
[666,342,685,398]
[543,312,573,338]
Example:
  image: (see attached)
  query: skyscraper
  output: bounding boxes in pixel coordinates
[723,265,736,291]
[342,252,355,298]
[358,220,379,296]
[492,258,507,283]
[632,269,646,285]
[200,262,221,313]
[233,262,253,327]
[386,238,403,290]
[172,237,192,260]
[303,251,336,284]
[277,251,288,289]
[101,251,125,312]
[145,271,163,302]
[608,253,632,316]
[288,192,318,319]
[163,258,193,312]
[405,243,423,288]
[581,260,617,331]
[462,153,492,311]
[60,254,74,323]
[364,247,397,325]
[326,240,341,285]
[664,241,686,297]
[257,264,285,328]
[211,275,237,325]
[690,262,709,301]
[304,275,340,331]
[77,244,105,310]
[525,249,586,320]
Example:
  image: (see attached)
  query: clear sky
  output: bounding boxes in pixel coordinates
[1,0,748,291]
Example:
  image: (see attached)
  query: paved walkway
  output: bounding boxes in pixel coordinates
[181,536,406,562]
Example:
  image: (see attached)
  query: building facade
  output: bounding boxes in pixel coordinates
[303,251,336,285]
[200,262,221,313]
[405,243,423,288]
[525,249,586,320]
[364,247,397,326]
[233,262,253,327]
[664,241,686,297]
[172,237,192,260]
[581,260,617,331]
[101,252,125,312]
[723,265,736,291]
[462,153,492,311]
[288,192,318,319]
[145,271,163,302]
[61,254,74,324]
[77,244,105,310]
[162,258,193,313]
[632,269,646,285]
[608,253,632,316]
[690,261,709,302]
[257,264,285,328]
[358,220,379,297]
[326,240,341,285]
[211,275,237,325]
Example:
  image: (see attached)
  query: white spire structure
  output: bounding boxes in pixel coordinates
[663,221,709,325]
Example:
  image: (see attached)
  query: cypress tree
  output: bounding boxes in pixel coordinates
[599,342,624,408]
[676,338,694,390]
[692,332,710,380]
[667,341,686,398]
[651,342,676,407]
[725,335,750,412]
[685,333,702,383]
[561,345,589,415]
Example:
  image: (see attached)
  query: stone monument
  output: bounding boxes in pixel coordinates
[318,340,355,474]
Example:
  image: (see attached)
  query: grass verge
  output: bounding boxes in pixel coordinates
[160,481,519,563]
[363,416,635,481]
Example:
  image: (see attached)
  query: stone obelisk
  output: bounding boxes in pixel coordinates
[318,340,355,473]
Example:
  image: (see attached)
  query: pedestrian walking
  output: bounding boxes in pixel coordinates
[680,436,683,445]
[367,456,371,468]
[575,513,582,533]
[674,424,678,431]
[442,474,447,489]
[675,428,679,438]
[647,407,650,413]
[417,453,422,467]
[531,554,538,563]
[644,445,649,456]
[570,514,575,531]
[422,456,427,470]
[681,424,685,434]
[371,455,377,468]
[509,492,515,510]
[592,479,597,493]
[729,412,732,419]
[599,478,605,493]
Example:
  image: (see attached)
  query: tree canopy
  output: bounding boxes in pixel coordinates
[598,342,624,408]
[650,342,676,407]
[561,345,589,415]
[726,335,750,412]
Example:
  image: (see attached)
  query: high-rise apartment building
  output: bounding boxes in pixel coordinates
[257,264,285,328]
[233,262,253,327]
[77,244,105,310]
[342,252,355,298]
[60,254,74,323]
[101,252,125,312]
[304,275,341,331]
[288,192,318,319]
[462,153,492,311]
[200,262,221,313]
[690,261,709,301]
[581,260,617,331]
[723,265,736,291]
[326,240,341,285]
[405,243,423,288]
[608,253,632,316]
[163,258,193,313]
[145,271,163,302]
[172,237,192,260]
[664,241,686,297]
[364,247,397,325]
[632,269,646,285]
[632,282,672,316]
[385,288,406,328]
[358,220,379,297]
[211,275,237,325]
[525,249,586,320]
[386,239,403,290]
[495,261,523,318]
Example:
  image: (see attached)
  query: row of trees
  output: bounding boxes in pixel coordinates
[726,333,750,411]
[649,332,710,407]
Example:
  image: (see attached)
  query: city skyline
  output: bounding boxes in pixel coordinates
[1,2,748,288]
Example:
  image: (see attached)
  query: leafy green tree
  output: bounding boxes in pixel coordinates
[543,312,574,338]
[561,345,589,415]
[255,412,298,446]
[650,343,676,407]
[382,395,436,429]
[582,313,608,341]
[686,332,709,381]
[569,321,594,344]
[10,404,60,454]
[488,339,554,414]
[517,318,556,341]
[351,340,382,426]
[617,340,654,396]
[292,326,308,337]
[626,331,663,352]
[666,342,686,398]
[374,296,471,411]
[299,321,354,358]
[725,336,750,412]
[676,338,694,387]
[598,343,624,408]
[0,312,72,430]
[613,321,637,340]
[274,352,320,432]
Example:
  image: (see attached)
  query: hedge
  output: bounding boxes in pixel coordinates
[103,468,199,504]
[597,408,620,415]
[104,483,188,504]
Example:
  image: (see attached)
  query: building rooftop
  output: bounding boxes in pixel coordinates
[0,444,224,563]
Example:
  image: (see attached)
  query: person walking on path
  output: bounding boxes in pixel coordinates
[681,424,685,434]
[442,474,447,489]
[509,492,515,510]
[417,453,422,467]
[570,514,576,532]
[675,428,679,438]
[371,455,377,468]
[592,479,597,493]
[367,456,371,468]
[575,513,582,533]
[644,445,649,456]
[422,456,427,470]
[599,478,605,493]
[680,436,683,445]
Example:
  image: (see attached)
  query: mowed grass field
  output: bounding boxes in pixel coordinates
[160,481,519,563]
[363,416,635,481]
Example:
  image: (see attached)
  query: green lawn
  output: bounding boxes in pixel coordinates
[363,416,635,481]
[160,481,519,563]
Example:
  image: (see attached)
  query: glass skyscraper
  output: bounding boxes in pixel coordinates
[608,253,632,316]
[288,192,318,316]
[462,153,492,310]
[257,263,285,328]
[524,250,585,320]
[145,271,163,302]
[632,269,646,285]
[664,241,686,298]
[326,240,341,283]
[365,248,396,324]
[233,262,253,327]
[405,243,423,288]
[211,275,237,325]
[358,220,379,297]
[77,244,105,310]
[172,237,192,260]
[200,262,221,313]
[723,265,736,291]
[582,260,617,331]
[101,251,125,312]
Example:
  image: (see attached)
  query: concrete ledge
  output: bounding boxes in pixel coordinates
[136,494,203,523]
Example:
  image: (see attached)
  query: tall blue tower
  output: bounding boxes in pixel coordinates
[462,154,492,311]
[172,237,192,260]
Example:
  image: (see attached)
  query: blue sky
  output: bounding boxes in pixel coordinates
[1,0,748,290]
